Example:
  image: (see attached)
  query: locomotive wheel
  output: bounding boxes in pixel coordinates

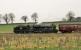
[61,31,72,33]
[61,31,66,33]
[68,31,72,33]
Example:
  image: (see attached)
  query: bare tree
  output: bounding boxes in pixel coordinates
[9,13,15,23]
[3,14,10,24]
[21,16,28,23]
[66,11,75,22]
[31,12,38,25]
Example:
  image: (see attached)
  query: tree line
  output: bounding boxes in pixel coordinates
[0,11,81,24]
[63,11,81,22]
[0,12,38,24]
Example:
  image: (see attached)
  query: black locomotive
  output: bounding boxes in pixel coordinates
[13,25,58,33]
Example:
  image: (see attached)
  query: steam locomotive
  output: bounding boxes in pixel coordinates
[13,25,58,33]
[13,24,81,33]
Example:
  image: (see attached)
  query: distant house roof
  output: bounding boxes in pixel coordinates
[40,21,81,26]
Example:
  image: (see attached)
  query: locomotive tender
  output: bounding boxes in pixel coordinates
[13,24,81,33]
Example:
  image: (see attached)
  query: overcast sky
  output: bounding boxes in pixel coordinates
[0,0,81,23]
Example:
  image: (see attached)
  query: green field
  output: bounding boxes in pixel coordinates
[0,24,16,33]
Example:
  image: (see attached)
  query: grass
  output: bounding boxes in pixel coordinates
[0,33,81,50]
[3,47,81,50]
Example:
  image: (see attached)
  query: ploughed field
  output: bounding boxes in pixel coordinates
[0,33,81,50]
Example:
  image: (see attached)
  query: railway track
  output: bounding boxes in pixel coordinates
[0,33,14,34]
[0,32,80,36]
